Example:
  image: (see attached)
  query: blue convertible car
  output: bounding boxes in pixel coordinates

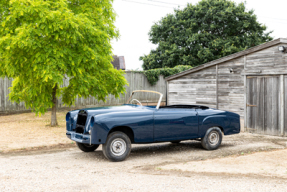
[66,90,240,161]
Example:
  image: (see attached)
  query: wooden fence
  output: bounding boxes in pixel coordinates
[0,71,166,114]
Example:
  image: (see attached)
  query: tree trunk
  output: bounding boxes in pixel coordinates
[51,85,58,127]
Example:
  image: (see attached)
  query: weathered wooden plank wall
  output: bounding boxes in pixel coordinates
[167,41,287,136]
[284,76,287,136]
[217,57,245,116]
[0,71,166,114]
[168,66,217,109]
[246,76,281,136]
[168,58,245,116]
[244,43,287,75]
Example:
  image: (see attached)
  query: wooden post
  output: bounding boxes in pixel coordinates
[166,80,169,106]
[244,55,247,69]
[244,75,247,131]
[280,75,284,136]
[216,65,218,109]
[244,55,247,131]
[51,84,58,127]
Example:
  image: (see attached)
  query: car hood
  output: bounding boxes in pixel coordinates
[81,105,153,117]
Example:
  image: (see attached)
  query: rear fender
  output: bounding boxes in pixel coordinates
[199,115,229,137]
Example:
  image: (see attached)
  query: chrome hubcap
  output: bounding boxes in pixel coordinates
[208,131,219,145]
[110,138,126,156]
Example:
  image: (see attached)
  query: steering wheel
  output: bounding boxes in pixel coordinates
[130,99,142,106]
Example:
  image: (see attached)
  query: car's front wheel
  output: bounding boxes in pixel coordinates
[76,142,99,152]
[201,127,222,150]
[102,131,131,162]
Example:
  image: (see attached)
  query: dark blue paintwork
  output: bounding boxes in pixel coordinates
[66,104,240,145]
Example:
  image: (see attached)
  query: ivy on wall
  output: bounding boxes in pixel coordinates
[132,65,192,85]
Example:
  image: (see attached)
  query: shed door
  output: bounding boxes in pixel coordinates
[246,76,280,135]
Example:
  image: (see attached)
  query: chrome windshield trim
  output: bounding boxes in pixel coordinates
[126,90,163,110]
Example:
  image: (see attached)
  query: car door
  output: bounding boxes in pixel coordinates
[153,108,198,141]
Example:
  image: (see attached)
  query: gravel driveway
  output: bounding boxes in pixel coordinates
[1,133,287,191]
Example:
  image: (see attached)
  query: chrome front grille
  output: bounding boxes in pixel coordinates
[75,110,87,134]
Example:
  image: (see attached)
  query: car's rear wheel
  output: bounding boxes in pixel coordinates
[76,142,99,152]
[201,127,222,150]
[170,140,181,144]
[102,131,131,162]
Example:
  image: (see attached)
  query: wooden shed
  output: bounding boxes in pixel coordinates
[166,38,287,136]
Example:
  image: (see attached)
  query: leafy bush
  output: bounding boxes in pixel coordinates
[133,65,192,85]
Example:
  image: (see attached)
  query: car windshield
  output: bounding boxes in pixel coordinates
[126,90,163,109]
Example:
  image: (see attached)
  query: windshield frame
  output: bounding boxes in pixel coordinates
[126,90,163,110]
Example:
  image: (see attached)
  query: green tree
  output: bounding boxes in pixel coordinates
[140,0,273,70]
[0,0,127,126]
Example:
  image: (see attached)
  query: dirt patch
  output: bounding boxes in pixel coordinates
[125,133,287,180]
[0,111,73,152]
[158,149,287,179]
[0,143,76,156]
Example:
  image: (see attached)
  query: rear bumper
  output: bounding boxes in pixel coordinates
[66,131,91,144]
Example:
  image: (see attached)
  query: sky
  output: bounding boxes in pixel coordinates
[111,0,287,70]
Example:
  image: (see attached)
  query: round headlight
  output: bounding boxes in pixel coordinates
[66,113,71,122]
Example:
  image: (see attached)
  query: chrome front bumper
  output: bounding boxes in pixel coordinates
[66,131,91,144]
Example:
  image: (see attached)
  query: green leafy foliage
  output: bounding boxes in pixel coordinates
[140,0,273,70]
[134,65,192,86]
[0,0,127,115]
